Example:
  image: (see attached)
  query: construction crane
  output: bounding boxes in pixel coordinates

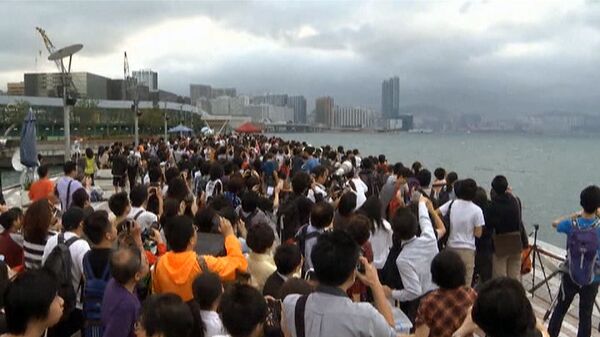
[124,51,141,146]
[35,27,78,99]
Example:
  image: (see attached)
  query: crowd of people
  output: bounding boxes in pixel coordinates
[0,133,597,337]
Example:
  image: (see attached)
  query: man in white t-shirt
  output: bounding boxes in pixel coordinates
[128,184,159,230]
[437,178,484,286]
[42,206,91,336]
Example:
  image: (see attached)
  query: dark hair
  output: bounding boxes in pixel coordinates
[84,210,112,245]
[37,164,49,178]
[71,188,90,209]
[108,192,130,217]
[291,172,312,195]
[347,214,371,245]
[312,165,328,179]
[434,167,446,180]
[149,166,163,184]
[580,185,600,214]
[274,243,302,275]
[4,269,59,334]
[85,147,94,159]
[209,163,224,181]
[338,192,357,217]
[0,261,8,308]
[227,174,245,195]
[219,284,268,337]
[241,191,259,213]
[0,208,22,232]
[23,199,53,244]
[130,184,149,208]
[446,172,458,184]
[473,187,490,210]
[472,277,537,337]
[411,161,422,174]
[455,178,477,201]
[165,215,195,253]
[311,230,360,287]
[491,175,509,195]
[63,161,77,175]
[165,167,181,185]
[359,196,383,232]
[391,207,418,242]
[161,198,182,229]
[167,177,190,202]
[416,169,432,188]
[310,201,334,229]
[246,222,275,254]
[140,294,194,337]
[280,278,314,299]
[194,207,217,233]
[431,250,466,289]
[62,206,85,231]
[110,246,142,285]
[192,272,223,310]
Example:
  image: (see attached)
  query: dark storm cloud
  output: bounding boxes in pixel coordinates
[2,1,600,116]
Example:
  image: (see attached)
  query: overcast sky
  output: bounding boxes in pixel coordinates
[2,0,600,116]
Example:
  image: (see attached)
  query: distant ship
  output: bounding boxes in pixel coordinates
[408,128,433,134]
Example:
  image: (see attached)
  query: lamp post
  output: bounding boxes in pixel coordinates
[164,102,169,140]
[48,44,83,162]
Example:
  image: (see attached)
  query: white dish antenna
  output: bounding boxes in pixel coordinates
[48,44,83,61]
[12,150,24,172]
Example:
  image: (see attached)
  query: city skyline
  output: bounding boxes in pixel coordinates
[1,1,600,116]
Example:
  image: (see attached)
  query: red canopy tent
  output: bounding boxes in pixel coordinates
[235,122,262,134]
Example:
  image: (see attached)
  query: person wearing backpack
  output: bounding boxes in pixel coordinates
[81,210,118,337]
[42,207,90,337]
[56,161,84,211]
[295,201,334,274]
[548,185,600,337]
[111,146,128,194]
[126,147,141,190]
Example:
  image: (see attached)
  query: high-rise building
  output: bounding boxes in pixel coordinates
[24,72,110,99]
[382,76,400,118]
[132,69,158,92]
[243,104,294,123]
[212,88,236,98]
[190,84,236,109]
[333,106,374,128]
[7,82,24,96]
[287,96,307,123]
[315,96,334,127]
[252,94,288,107]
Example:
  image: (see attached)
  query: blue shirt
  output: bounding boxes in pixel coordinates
[302,158,320,173]
[557,217,600,281]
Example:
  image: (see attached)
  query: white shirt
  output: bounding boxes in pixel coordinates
[349,178,368,209]
[392,202,439,302]
[128,206,158,231]
[439,199,485,251]
[200,310,226,337]
[42,231,91,308]
[369,219,393,269]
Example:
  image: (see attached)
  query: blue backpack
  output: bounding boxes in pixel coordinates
[82,252,111,337]
[567,217,600,287]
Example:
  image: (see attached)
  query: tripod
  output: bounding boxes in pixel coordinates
[524,224,554,301]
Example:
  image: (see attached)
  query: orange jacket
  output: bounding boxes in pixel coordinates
[152,235,247,301]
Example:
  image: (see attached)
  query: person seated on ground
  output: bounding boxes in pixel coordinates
[346,214,374,302]
[217,284,268,337]
[246,222,277,292]
[28,165,57,203]
[128,184,160,231]
[282,230,396,337]
[453,277,548,337]
[384,195,445,324]
[101,246,148,337]
[0,208,24,269]
[2,269,64,337]
[190,272,226,337]
[42,206,91,337]
[152,215,247,301]
[136,294,194,337]
[295,201,333,274]
[548,185,600,337]
[437,179,484,286]
[22,199,59,270]
[409,250,477,337]
[263,243,302,299]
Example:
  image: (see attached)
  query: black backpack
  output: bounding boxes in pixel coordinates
[378,243,404,290]
[277,196,306,242]
[43,233,82,320]
[359,171,381,198]
[438,200,455,250]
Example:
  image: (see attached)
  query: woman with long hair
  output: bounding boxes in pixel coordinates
[22,199,58,270]
[359,196,393,270]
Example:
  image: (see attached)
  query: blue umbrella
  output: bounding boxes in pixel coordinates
[20,108,38,168]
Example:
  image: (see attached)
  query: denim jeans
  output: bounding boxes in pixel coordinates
[548,274,599,337]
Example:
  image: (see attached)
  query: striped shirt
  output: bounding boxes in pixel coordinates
[23,231,56,270]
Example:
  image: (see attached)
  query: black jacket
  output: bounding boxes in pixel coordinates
[488,194,522,234]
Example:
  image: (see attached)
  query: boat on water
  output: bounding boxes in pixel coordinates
[408,128,433,134]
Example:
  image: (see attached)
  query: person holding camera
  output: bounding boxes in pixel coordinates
[282,230,395,337]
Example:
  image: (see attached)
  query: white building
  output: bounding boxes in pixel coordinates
[243,104,294,123]
[333,106,374,128]
[209,95,250,116]
[132,69,158,92]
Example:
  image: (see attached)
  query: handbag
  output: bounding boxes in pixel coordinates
[493,231,523,257]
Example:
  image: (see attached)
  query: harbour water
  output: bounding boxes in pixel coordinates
[275,132,600,248]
